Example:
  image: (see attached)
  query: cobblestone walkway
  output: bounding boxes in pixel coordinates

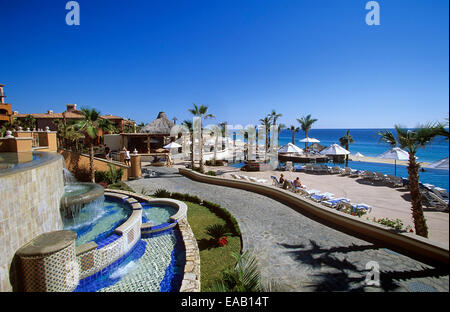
[127,167,449,292]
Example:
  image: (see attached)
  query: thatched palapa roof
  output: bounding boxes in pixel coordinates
[140,112,174,135]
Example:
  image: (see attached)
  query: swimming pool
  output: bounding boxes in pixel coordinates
[62,196,132,246]
[75,229,185,292]
[141,203,179,226]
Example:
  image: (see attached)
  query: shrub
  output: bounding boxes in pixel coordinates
[372,217,404,231]
[205,224,231,246]
[202,200,241,236]
[94,164,124,185]
[153,189,172,198]
[107,181,135,192]
[205,171,217,176]
[192,166,205,174]
[183,194,202,204]
[170,192,188,201]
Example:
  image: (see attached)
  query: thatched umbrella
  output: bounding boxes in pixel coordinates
[140,112,175,135]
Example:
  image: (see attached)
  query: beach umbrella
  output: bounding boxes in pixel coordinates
[319,143,350,155]
[427,157,449,170]
[378,147,410,176]
[278,143,304,154]
[163,142,182,149]
[299,137,320,143]
[299,137,320,152]
[354,152,364,157]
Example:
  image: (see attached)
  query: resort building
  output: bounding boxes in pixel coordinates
[0,84,13,126]
[104,111,176,153]
[14,104,134,133]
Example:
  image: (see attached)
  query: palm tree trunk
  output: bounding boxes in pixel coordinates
[190,132,194,169]
[213,136,218,165]
[304,131,308,150]
[345,143,349,167]
[89,142,95,183]
[199,131,204,173]
[292,132,295,144]
[408,153,428,237]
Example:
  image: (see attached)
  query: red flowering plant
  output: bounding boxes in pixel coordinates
[98,182,108,188]
[205,224,231,247]
[217,236,228,247]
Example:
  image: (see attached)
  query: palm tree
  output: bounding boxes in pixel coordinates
[259,116,271,153]
[53,119,82,149]
[339,130,355,167]
[188,103,215,173]
[297,114,318,149]
[208,124,222,165]
[277,123,286,145]
[97,118,117,145]
[207,250,278,292]
[74,107,102,182]
[181,120,194,169]
[219,122,227,151]
[289,125,300,144]
[135,122,146,133]
[269,110,282,127]
[377,123,445,238]
[18,114,36,130]
[269,110,282,150]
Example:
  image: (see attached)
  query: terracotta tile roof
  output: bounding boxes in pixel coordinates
[101,114,124,120]
[15,112,126,120]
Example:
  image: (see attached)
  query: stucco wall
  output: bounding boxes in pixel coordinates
[58,149,129,181]
[0,153,65,292]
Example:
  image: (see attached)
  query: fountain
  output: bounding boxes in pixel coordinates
[60,168,105,219]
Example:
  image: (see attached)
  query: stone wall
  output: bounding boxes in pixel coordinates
[0,153,65,292]
[58,149,130,182]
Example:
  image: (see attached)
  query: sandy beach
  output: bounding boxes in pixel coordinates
[348,155,433,167]
[172,160,449,247]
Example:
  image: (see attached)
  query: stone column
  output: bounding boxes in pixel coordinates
[128,154,141,180]
[12,231,79,292]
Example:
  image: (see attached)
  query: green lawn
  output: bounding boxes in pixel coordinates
[185,201,242,290]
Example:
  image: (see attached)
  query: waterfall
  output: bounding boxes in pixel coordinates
[63,167,77,185]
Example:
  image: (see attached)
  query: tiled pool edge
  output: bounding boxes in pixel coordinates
[105,188,201,292]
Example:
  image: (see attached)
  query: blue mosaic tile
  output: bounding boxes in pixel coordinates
[96,233,121,249]
[75,239,147,292]
[160,229,186,292]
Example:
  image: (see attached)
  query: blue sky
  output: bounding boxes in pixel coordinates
[1,0,448,128]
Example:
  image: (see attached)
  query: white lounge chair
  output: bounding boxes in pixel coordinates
[421,190,449,211]
[239,175,251,182]
[373,172,387,182]
[271,176,283,187]
[330,166,344,174]
[321,198,350,208]
[432,187,449,204]
[303,164,314,173]
[341,167,353,176]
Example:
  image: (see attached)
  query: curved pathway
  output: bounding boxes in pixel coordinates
[127,167,449,292]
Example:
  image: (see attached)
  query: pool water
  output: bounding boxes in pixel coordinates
[76,229,185,292]
[63,197,132,246]
[62,184,93,198]
[141,203,178,226]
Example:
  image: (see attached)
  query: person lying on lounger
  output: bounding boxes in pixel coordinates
[279,173,286,184]
[293,177,304,188]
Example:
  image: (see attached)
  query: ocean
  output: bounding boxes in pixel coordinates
[233,128,449,191]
